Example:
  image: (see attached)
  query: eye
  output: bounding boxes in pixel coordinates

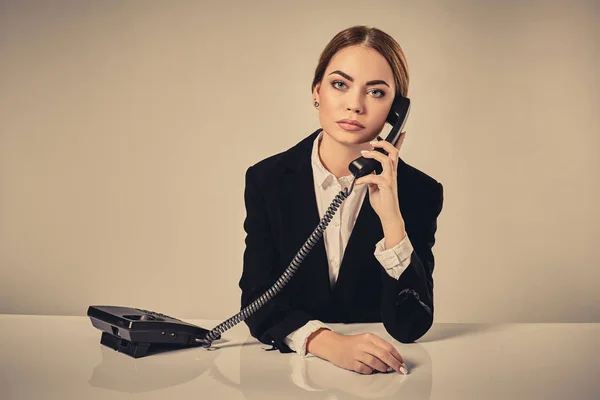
[331,80,347,90]
[369,89,385,98]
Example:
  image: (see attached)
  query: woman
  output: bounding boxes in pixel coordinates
[238,25,444,375]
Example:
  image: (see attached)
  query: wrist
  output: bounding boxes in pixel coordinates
[306,328,338,359]
[381,217,406,249]
[381,214,404,229]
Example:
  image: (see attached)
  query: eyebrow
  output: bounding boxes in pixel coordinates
[328,70,390,88]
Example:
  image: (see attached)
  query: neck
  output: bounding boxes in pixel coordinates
[318,131,371,178]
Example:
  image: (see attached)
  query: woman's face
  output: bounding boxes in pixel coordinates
[313,44,396,146]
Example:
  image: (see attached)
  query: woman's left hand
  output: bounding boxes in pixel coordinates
[354,131,406,225]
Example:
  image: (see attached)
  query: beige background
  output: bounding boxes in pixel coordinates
[0,0,598,322]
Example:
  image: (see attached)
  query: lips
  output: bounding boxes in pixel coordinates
[336,119,365,132]
[336,119,365,128]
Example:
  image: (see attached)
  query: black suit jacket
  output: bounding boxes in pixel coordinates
[239,128,444,353]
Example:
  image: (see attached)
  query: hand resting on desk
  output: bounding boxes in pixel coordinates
[306,328,408,375]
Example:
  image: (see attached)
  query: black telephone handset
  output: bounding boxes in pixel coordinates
[88,96,412,355]
[349,95,411,179]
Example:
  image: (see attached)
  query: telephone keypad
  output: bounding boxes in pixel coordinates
[134,308,181,321]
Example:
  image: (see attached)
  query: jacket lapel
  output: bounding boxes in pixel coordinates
[332,188,383,300]
[276,130,333,300]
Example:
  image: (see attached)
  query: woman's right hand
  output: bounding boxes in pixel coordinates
[306,329,408,375]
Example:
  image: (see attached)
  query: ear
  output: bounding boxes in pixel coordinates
[312,81,321,102]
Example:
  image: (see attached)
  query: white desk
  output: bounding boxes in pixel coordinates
[0,315,598,399]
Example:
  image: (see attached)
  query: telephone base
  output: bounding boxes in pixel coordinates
[100,332,152,358]
[88,306,213,358]
[99,332,206,358]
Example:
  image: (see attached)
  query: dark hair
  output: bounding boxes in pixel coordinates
[311,26,409,98]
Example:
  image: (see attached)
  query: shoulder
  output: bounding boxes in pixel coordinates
[397,159,444,218]
[398,158,442,194]
[248,148,289,175]
[244,150,288,190]
[244,129,319,192]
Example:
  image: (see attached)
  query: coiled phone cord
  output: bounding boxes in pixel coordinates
[198,178,357,348]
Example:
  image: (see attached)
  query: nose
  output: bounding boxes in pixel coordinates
[346,92,364,114]
[347,106,362,114]
[346,101,363,114]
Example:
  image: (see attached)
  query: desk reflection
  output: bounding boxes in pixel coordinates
[88,342,221,393]
[88,325,432,399]
[217,331,433,400]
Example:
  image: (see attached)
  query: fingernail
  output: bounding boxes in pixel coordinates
[360,150,369,155]
[399,363,408,375]
[369,140,378,145]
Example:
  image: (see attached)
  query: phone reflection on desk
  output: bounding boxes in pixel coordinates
[87,338,230,393]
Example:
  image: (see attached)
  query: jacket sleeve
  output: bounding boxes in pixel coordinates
[238,165,313,353]
[380,181,444,343]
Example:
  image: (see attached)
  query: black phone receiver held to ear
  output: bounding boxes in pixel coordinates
[348,95,411,179]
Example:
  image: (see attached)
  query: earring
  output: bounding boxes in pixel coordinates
[314,101,319,108]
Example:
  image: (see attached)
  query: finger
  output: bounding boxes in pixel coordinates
[356,352,389,373]
[354,174,386,187]
[353,360,375,375]
[367,334,404,363]
[360,150,395,172]
[368,141,398,161]
[366,334,405,373]
[358,341,402,374]
[369,139,397,158]
[370,131,405,155]
[368,344,403,374]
